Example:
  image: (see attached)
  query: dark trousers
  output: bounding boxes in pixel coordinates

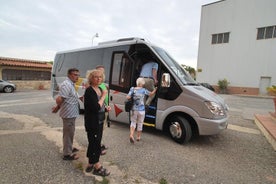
[86,123,104,164]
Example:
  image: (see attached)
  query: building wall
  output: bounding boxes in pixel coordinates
[12,81,51,90]
[197,0,276,95]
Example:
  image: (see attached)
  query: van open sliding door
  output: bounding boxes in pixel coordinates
[108,49,157,127]
[108,52,134,124]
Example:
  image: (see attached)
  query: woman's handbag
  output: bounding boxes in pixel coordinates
[124,98,133,112]
[124,90,135,112]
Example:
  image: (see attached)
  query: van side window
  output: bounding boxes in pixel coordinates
[110,52,132,92]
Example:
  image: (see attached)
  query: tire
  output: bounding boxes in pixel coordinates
[3,86,14,93]
[168,115,192,144]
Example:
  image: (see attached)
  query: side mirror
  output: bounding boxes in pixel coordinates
[161,73,170,88]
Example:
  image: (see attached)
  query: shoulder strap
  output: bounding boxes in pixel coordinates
[131,89,136,98]
[99,86,103,92]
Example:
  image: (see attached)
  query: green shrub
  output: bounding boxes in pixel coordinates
[267,85,276,96]
[217,79,229,94]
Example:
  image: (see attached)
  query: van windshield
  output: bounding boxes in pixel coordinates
[152,46,197,85]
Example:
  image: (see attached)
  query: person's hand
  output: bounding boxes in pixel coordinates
[52,105,60,113]
[105,106,111,112]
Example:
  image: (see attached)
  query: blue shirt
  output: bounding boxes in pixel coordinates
[59,78,79,118]
[127,87,150,111]
[140,62,158,78]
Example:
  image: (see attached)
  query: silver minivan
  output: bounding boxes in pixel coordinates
[51,37,228,143]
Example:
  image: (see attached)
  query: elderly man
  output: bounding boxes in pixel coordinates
[52,68,82,160]
[139,61,158,106]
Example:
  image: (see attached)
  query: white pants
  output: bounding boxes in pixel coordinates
[130,110,145,131]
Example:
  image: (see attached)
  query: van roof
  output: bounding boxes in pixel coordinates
[56,37,151,54]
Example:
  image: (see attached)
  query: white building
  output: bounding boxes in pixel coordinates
[197,0,276,95]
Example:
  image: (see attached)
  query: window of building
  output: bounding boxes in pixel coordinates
[211,35,217,44]
[217,33,223,43]
[257,25,276,40]
[223,33,229,43]
[2,69,51,80]
[211,32,230,44]
[257,27,265,39]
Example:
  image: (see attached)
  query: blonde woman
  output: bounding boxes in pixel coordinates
[84,69,111,176]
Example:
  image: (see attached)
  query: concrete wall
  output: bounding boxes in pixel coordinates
[197,0,276,95]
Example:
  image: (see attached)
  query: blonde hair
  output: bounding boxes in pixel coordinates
[87,69,103,85]
[136,77,145,87]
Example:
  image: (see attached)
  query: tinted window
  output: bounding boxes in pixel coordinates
[110,52,132,93]
[265,26,273,39]
[257,28,265,40]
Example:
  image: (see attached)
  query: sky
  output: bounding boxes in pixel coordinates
[0,0,218,68]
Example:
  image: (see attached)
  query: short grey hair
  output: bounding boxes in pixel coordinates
[136,77,145,87]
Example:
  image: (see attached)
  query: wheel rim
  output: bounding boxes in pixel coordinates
[4,86,13,93]
[169,122,182,139]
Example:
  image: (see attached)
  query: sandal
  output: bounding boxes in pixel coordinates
[101,149,107,155]
[63,154,79,161]
[101,144,108,151]
[72,147,79,153]
[93,166,110,176]
[85,164,94,172]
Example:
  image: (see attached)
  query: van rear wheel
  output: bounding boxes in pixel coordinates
[168,116,192,144]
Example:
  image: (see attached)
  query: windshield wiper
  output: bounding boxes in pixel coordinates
[185,83,199,86]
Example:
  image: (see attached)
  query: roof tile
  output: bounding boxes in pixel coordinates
[0,56,52,69]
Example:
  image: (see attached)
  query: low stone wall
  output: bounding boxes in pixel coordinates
[12,81,51,91]
[213,85,259,95]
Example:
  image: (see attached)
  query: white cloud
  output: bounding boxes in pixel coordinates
[0,0,218,68]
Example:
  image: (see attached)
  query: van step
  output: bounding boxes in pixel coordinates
[148,105,156,110]
[145,115,155,119]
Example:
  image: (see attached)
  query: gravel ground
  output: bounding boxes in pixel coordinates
[0,91,275,184]
[0,131,94,184]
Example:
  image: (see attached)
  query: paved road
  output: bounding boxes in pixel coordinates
[0,90,275,184]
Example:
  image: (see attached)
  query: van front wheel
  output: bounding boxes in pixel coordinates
[168,116,192,144]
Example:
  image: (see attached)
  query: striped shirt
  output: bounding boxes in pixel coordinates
[59,78,79,118]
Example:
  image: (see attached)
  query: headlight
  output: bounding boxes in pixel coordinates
[205,101,225,117]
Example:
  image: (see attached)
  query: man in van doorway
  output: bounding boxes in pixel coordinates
[52,68,81,160]
[139,60,158,106]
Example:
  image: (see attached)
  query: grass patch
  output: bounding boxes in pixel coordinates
[75,162,83,171]
[99,177,109,184]
[123,173,128,180]
[159,178,168,184]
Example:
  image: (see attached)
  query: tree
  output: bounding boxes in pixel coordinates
[181,64,196,80]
